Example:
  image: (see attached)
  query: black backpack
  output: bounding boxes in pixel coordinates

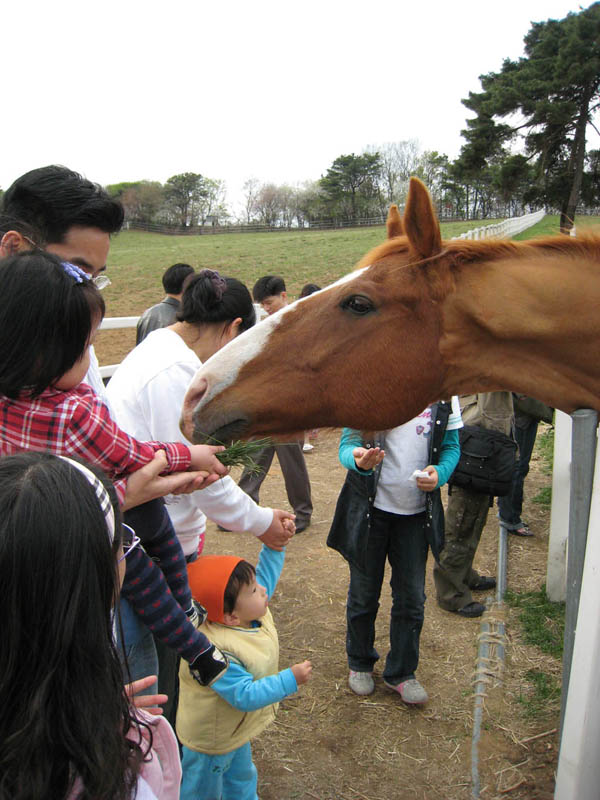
[449,425,518,496]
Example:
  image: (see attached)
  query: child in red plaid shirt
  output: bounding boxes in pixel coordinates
[0,250,231,686]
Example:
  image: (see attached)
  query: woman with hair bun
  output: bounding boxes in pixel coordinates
[107,269,296,722]
[0,451,181,800]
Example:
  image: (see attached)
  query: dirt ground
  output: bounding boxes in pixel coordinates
[196,429,559,800]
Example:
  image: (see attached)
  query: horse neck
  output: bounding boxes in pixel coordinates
[436,249,600,413]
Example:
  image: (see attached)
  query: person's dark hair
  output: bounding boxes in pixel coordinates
[162,263,194,294]
[2,166,124,244]
[0,214,44,246]
[0,451,146,800]
[177,269,256,333]
[252,275,286,302]
[223,560,257,614]
[0,250,105,398]
[299,283,321,298]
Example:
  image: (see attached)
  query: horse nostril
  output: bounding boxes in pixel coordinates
[181,377,209,441]
[187,377,208,407]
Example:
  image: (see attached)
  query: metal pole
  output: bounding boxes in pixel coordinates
[560,409,598,735]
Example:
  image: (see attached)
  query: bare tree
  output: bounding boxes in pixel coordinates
[254,183,282,226]
[367,140,421,206]
[242,178,260,224]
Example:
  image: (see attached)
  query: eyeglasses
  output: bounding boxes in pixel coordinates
[23,234,42,250]
[118,523,141,562]
[22,233,112,290]
[93,274,112,291]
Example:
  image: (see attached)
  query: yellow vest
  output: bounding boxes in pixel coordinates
[177,609,280,754]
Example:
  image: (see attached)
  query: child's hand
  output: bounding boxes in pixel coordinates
[291,660,313,685]
[125,675,167,715]
[353,446,385,471]
[416,465,439,492]
[188,444,229,477]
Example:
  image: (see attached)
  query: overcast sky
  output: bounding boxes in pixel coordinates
[3,0,594,213]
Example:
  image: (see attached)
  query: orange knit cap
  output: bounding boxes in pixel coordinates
[187,554,244,624]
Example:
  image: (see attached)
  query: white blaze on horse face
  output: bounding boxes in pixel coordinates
[191,266,370,411]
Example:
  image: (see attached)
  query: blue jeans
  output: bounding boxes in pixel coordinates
[181,743,258,800]
[116,597,158,694]
[497,416,539,528]
[346,508,428,684]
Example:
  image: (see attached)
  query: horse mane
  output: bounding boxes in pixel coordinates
[356,231,600,272]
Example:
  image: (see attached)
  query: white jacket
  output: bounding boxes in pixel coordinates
[106,328,273,556]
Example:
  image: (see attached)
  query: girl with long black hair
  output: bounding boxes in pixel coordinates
[0,452,181,799]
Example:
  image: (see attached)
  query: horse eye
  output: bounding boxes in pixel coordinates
[342,295,375,315]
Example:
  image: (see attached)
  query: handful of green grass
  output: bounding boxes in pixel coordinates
[213,437,273,475]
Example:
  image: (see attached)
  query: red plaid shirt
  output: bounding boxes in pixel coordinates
[0,383,191,505]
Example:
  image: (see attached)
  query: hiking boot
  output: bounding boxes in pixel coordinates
[348,670,375,696]
[384,678,428,705]
[455,601,486,618]
[470,575,496,591]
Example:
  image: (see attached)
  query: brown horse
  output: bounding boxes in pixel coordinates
[181,177,600,444]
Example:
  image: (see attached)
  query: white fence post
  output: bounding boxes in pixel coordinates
[555,423,600,799]
[547,411,571,601]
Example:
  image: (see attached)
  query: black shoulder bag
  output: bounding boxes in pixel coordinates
[449,425,518,496]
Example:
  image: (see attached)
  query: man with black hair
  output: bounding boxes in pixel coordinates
[136,262,195,344]
[231,275,313,533]
[2,165,123,284]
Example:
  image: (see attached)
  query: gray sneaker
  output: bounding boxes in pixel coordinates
[384,678,428,705]
[348,670,375,696]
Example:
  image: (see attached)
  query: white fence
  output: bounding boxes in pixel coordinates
[98,305,267,380]
[452,209,546,241]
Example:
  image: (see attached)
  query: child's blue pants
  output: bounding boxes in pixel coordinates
[180,742,258,800]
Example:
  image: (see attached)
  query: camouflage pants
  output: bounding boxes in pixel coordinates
[433,486,491,611]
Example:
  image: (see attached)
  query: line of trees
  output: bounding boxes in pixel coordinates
[79,4,600,231]
[106,173,229,228]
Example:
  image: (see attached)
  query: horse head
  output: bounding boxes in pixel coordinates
[181,178,455,443]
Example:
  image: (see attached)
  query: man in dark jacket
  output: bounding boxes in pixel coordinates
[136,262,194,344]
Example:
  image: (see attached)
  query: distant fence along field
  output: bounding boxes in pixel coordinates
[127,213,510,237]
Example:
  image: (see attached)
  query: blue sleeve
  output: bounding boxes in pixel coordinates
[255,544,286,599]
[339,428,372,474]
[434,428,460,487]
[211,662,298,712]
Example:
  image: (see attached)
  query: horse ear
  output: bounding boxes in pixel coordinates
[386,204,403,239]
[403,177,442,259]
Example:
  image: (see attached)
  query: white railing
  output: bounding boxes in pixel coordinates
[98,305,268,380]
[452,209,546,241]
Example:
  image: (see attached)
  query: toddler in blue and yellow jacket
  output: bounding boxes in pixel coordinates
[177,544,312,800]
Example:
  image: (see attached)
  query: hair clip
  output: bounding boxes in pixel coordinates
[61,261,89,284]
[200,269,227,301]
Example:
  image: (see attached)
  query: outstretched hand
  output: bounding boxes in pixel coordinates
[291,660,313,685]
[122,451,222,510]
[188,444,229,478]
[353,446,385,471]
